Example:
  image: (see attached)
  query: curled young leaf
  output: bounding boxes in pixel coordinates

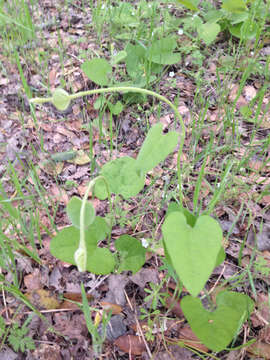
[50,217,110,271]
[52,88,71,111]
[74,247,87,272]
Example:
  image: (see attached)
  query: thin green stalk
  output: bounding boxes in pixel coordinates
[75,175,112,272]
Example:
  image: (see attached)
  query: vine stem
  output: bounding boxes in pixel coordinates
[31,87,186,272]
[30,86,186,205]
[75,175,112,272]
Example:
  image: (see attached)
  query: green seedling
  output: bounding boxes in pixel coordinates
[49,119,179,274]
[81,36,180,107]
[7,316,36,353]
[30,84,254,352]
[176,0,267,45]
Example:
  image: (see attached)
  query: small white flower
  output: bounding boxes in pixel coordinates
[169,71,175,77]
[178,28,183,35]
[168,4,172,8]
[141,238,149,248]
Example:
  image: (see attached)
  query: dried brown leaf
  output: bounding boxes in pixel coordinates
[24,269,42,291]
[247,341,270,358]
[100,301,123,315]
[114,334,146,355]
[165,291,183,318]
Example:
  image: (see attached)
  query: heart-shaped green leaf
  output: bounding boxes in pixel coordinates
[50,217,109,271]
[94,156,145,200]
[181,291,254,352]
[115,235,146,274]
[81,58,112,86]
[66,196,95,229]
[147,38,181,65]
[162,212,222,297]
[198,22,221,45]
[136,123,179,174]
[165,203,226,268]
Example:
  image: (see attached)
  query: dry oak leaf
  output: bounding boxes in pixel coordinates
[114,334,146,355]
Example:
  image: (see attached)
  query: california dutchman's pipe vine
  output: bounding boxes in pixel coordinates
[30,86,186,271]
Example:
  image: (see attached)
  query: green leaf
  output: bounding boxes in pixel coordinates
[198,22,221,45]
[81,58,112,86]
[94,157,145,200]
[204,10,224,23]
[125,43,146,79]
[66,196,95,229]
[111,50,127,65]
[162,212,222,297]
[136,123,179,174]
[240,105,252,118]
[50,217,109,268]
[93,96,106,110]
[166,202,197,227]
[229,12,249,25]
[111,3,138,26]
[52,88,70,111]
[174,0,199,11]
[87,248,115,274]
[181,291,254,352]
[222,0,247,13]
[115,235,146,274]
[108,100,123,115]
[229,21,258,40]
[215,246,226,267]
[147,37,181,65]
